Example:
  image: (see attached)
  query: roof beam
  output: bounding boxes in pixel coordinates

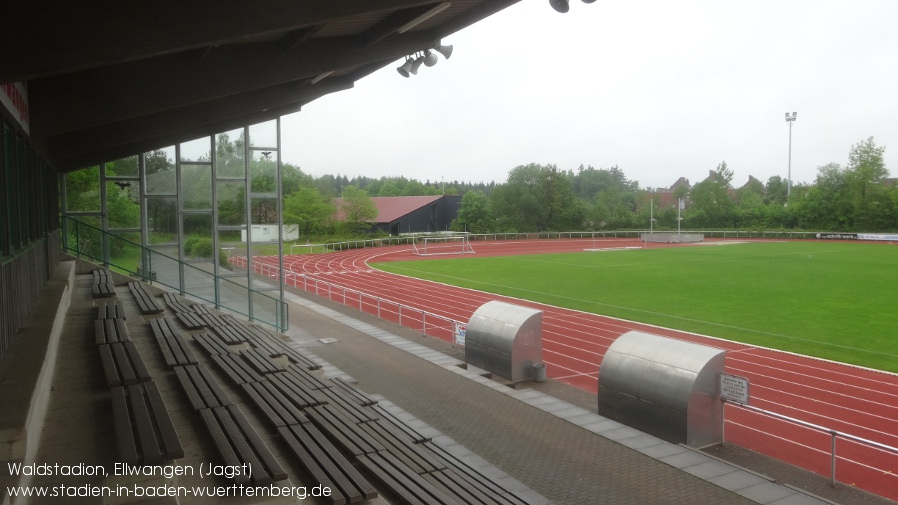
[29,33,436,138]
[359,2,449,47]
[45,77,355,170]
[53,100,305,173]
[0,0,437,83]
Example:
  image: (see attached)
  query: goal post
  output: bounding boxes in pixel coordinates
[412,235,475,256]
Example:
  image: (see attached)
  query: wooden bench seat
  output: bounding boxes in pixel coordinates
[111,382,183,464]
[96,299,126,319]
[285,363,332,391]
[212,353,265,384]
[330,377,378,406]
[368,403,433,445]
[92,269,117,298]
[304,404,384,457]
[278,423,378,505]
[251,336,323,370]
[94,317,131,344]
[423,468,528,505]
[128,281,165,314]
[193,332,234,356]
[149,317,199,367]
[359,421,446,475]
[173,364,233,410]
[209,324,250,345]
[317,387,380,425]
[267,372,329,409]
[241,380,308,427]
[99,342,151,387]
[199,404,287,486]
[201,313,240,328]
[356,451,457,505]
[240,348,285,375]
[192,303,212,315]
[175,311,207,330]
[421,442,531,505]
[163,292,194,313]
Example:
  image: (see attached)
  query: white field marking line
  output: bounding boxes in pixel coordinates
[747,384,898,438]
[542,315,641,340]
[730,349,898,388]
[725,420,859,466]
[541,359,597,379]
[728,358,898,398]
[753,378,895,424]
[501,245,857,271]
[750,394,898,437]
[690,240,750,246]
[539,359,583,375]
[380,264,898,359]
[542,346,602,367]
[582,246,642,252]
[541,334,609,358]
[727,417,898,468]
[748,378,898,423]
[542,331,612,355]
[542,329,606,352]
[551,371,599,381]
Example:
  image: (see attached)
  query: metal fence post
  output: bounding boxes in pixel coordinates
[831,432,837,487]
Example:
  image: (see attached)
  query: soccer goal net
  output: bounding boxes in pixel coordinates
[412,235,475,256]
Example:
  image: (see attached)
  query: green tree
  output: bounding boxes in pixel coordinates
[689,162,735,227]
[340,185,378,234]
[283,186,334,239]
[793,163,853,230]
[764,176,788,206]
[491,164,547,231]
[378,181,401,197]
[846,137,890,230]
[451,190,493,233]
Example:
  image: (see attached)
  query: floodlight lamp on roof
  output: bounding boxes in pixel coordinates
[550,0,597,13]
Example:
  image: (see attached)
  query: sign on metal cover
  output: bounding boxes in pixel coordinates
[719,372,750,404]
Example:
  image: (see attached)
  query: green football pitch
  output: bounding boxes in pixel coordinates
[371,241,898,373]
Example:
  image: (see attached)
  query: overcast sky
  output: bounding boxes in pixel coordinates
[279,0,898,191]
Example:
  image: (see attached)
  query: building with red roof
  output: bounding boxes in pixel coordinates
[333,195,462,235]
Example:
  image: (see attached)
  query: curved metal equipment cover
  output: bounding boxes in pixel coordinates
[598,331,725,448]
[465,301,543,381]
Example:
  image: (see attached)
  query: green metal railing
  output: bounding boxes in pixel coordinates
[61,216,288,331]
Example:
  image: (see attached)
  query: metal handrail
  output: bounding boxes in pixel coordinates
[723,399,898,488]
[61,216,288,331]
[232,255,465,343]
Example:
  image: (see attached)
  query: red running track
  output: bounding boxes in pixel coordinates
[236,238,898,501]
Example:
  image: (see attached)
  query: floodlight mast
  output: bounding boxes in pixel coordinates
[785,111,797,198]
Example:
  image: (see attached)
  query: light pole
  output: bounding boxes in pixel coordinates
[785,111,797,197]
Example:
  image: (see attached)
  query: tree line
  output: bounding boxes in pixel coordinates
[452,138,896,234]
[68,134,897,244]
[286,136,898,236]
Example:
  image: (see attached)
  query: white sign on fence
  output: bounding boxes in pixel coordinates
[719,372,750,404]
[454,323,467,346]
